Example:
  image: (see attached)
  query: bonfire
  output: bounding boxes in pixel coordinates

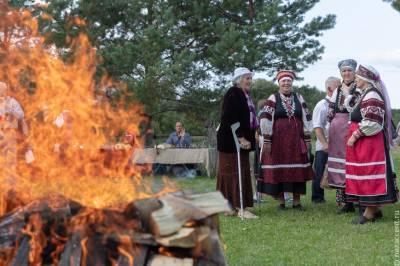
[0,3,228,265]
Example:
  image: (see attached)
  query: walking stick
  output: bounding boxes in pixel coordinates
[231,122,244,221]
[256,145,261,207]
[257,135,265,207]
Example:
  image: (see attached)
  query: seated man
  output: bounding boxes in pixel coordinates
[166,121,191,148]
[154,122,194,176]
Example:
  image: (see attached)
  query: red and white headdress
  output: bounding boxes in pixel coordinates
[356,64,394,147]
[276,70,295,82]
[355,65,379,84]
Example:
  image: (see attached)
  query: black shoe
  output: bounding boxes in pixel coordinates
[352,215,376,224]
[293,204,305,211]
[277,204,286,211]
[312,199,326,204]
[337,203,355,214]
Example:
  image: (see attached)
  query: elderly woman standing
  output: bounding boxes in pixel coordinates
[345,65,398,224]
[217,67,258,219]
[327,59,359,213]
[258,70,313,210]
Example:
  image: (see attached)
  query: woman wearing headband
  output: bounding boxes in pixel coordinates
[258,70,314,211]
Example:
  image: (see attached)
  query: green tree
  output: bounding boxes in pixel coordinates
[293,84,325,110]
[9,0,335,135]
[392,109,400,126]
[251,79,279,110]
[384,0,400,12]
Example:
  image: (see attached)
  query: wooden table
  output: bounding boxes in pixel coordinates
[131,148,217,177]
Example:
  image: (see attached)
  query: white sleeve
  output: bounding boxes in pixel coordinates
[312,101,326,129]
[359,120,383,136]
[259,94,276,137]
[358,91,384,136]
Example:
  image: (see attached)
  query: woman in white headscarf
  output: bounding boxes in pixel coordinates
[216,67,258,219]
[345,65,398,224]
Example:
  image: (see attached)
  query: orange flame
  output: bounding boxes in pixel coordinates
[0,3,175,214]
[0,4,180,263]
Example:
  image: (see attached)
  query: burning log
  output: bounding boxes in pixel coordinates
[58,232,83,266]
[0,2,230,265]
[0,191,230,265]
[10,235,30,266]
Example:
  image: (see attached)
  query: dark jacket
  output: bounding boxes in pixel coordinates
[217,86,256,153]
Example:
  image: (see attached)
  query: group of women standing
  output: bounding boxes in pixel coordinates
[216,62,398,224]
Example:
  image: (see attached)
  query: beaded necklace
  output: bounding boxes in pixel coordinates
[335,82,354,112]
[336,89,345,111]
[280,92,296,118]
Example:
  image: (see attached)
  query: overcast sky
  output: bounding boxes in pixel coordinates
[255,0,400,107]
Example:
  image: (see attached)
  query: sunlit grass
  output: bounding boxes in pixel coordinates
[174,148,400,265]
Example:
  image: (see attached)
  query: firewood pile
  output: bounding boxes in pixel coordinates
[0,191,230,265]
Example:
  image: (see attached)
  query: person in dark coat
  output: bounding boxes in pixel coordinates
[216,67,258,219]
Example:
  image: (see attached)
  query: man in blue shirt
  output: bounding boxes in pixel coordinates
[166,121,191,148]
[160,121,194,177]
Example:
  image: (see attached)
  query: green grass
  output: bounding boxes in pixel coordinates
[172,148,400,266]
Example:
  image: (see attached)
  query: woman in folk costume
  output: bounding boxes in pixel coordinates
[216,67,258,219]
[327,59,359,213]
[258,70,314,210]
[345,65,398,224]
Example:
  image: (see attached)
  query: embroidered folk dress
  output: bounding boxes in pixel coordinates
[327,82,360,190]
[257,92,314,195]
[345,87,398,206]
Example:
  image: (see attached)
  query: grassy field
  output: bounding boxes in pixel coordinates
[173,148,400,266]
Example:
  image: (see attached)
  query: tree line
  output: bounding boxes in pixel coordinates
[6,0,337,135]
[6,0,398,136]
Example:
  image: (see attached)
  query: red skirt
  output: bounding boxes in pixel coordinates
[260,117,313,184]
[346,122,388,196]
